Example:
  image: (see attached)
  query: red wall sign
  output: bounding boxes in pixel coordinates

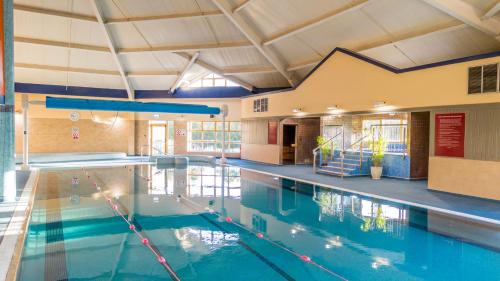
[435,113,465,157]
[268,121,278,145]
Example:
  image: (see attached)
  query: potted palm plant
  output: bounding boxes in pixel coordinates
[370,136,386,180]
[316,136,332,166]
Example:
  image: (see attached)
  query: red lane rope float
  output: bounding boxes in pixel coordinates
[177,195,348,281]
[82,168,181,281]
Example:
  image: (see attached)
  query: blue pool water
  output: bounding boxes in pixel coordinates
[17,164,500,280]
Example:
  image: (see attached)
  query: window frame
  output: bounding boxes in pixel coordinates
[468,63,499,94]
[188,121,241,153]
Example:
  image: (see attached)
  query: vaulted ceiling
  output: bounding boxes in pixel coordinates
[13,0,500,98]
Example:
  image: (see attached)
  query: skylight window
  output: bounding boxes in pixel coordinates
[188,73,240,88]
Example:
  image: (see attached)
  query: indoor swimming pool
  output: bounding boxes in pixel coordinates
[17,164,500,281]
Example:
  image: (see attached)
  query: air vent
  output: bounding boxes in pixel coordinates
[253,98,268,112]
[468,63,498,94]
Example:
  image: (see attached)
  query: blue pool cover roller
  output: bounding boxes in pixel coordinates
[45,97,221,115]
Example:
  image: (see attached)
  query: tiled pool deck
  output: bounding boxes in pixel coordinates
[227,159,500,224]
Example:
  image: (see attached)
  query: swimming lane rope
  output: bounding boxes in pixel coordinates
[177,194,348,281]
[82,167,181,281]
[128,165,348,281]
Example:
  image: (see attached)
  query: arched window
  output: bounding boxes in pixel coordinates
[188,73,240,88]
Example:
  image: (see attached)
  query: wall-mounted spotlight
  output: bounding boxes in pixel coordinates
[373,101,395,112]
[327,105,344,114]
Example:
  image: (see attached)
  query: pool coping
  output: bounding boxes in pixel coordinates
[0,169,40,281]
[225,164,500,226]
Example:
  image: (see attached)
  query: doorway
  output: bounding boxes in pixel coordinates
[409,111,430,179]
[149,121,174,155]
[282,124,297,164]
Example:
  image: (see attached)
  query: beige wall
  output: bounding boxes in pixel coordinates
[241,117,320,164]
[15,117,134,154]
[241,52,500,118]
[428,157,500,200]
[426,104,500,200]
[15,94,243,157]
[241,119,280,164]
[429,104,500,161]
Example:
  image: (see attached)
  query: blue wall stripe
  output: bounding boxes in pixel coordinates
[15,83,283,99]
[15,83,128,98]
[46,97,221,115]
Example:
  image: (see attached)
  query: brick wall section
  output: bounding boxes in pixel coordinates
[134,120,149,155]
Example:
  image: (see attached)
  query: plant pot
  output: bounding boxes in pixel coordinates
[371,166,383,180]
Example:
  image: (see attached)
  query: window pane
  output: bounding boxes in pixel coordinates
[229,132,241,142]
[230,122,241,131]
[216,132,223,141]
[191,122,202,130]
[229,143,241,153]
[214,79,225,87]
[203,131,216,141]
[190,142,203,151]
[216,122,224,131]
[203,122,215,130]
[202,79,214,87]
[468,66,482,94]
[204,142,216,152]
[191,131,202,141]
[483,64,498,93]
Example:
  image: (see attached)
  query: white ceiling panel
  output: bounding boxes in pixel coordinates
[232,72,288,88]
[395,26,500,66]
[15,0,95,16]
[240,0,352,38]
[199,47,268,68]
[129,75,177,90]
[15,68,124,89]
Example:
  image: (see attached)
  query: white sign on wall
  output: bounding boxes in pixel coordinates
[175,128,186,136]
[70,111,80,122]
[72,127,80,140]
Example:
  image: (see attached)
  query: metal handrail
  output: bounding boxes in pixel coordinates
[313,127,344,173]
[369,124,408,158]
[340,134,370,179]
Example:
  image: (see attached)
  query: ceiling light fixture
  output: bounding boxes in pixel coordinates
[292,108,302,113]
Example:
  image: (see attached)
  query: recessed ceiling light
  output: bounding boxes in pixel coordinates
[373,101,387,108]
[292,108,302,113]
[152,113,160,119]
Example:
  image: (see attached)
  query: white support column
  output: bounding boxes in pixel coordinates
[21,94,29,170]
[220,104,228,164]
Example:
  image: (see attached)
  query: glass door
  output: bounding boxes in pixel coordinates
[150,124,166,155]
